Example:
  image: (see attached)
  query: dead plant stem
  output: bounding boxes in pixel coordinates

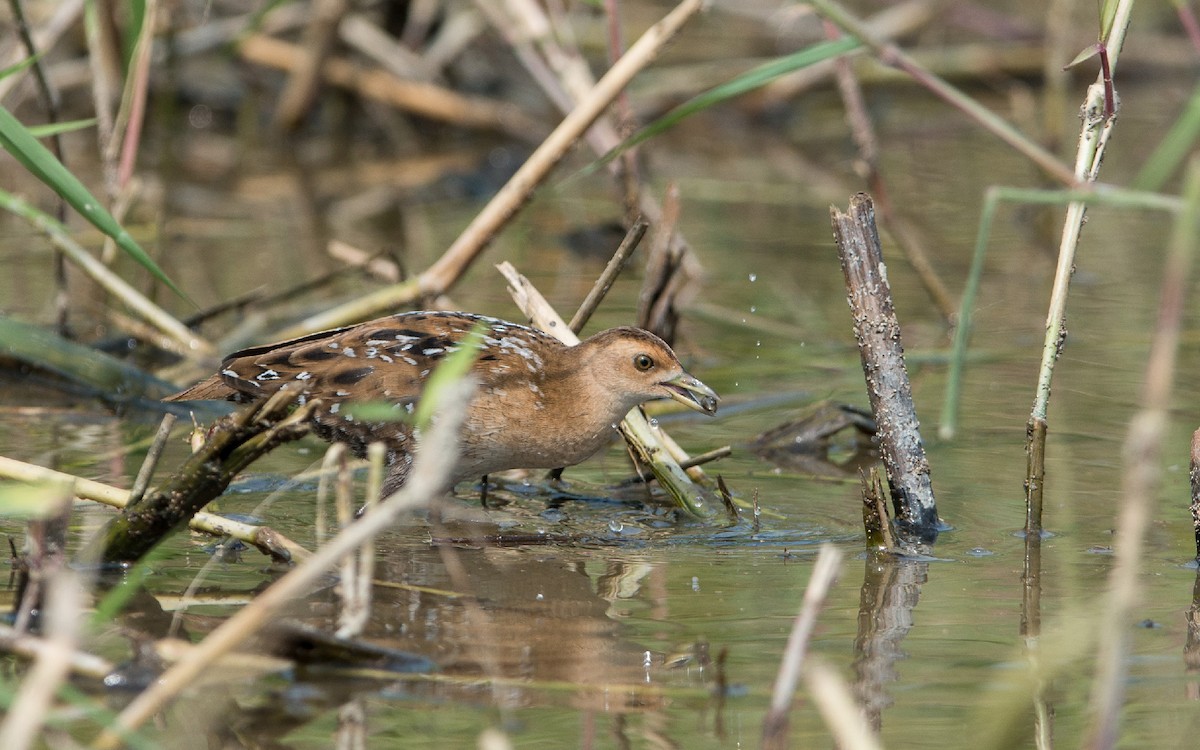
[1082,155,1200,750]
[274,0,705,340]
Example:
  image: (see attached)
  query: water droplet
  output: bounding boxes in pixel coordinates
[643,651,653,668]
[535,592,544,601]
[748,273,757,282]
[691,576,700,592]
[749,306,756,313]
[755,340,761,347]
[648,418,659,428]
[609,519,624,533]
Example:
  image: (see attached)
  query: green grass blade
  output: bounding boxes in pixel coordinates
[1133,80,1200,191]
[413,322,486,428]
[585,36,862,173]
[0,105,189,302]
[0,53,39,80]
[27,118,97,138]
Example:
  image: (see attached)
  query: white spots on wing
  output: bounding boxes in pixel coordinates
[419,369,430,377]
[379,354,393,363]
[404,402,414,414]
[327,341,339,349]
[402,356,418,366]
[256,369,280,381]
[297,394,307,405]
[329,402,340,414]
[295,371,312,380]
[365,339,389,346]
[529,383,540,394]
[335,390,350,397]
[221,368,239,379]
[399,343,414,351]
[422,347,444,356]
[342,347,356,357]
[395,334,419,342]
[365,347,378,358]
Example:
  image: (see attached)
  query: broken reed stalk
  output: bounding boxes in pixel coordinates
[81,388,317,565]
[831,193,938,544]
[126,413,177,506]
[0,455,309,563]
[804,660,884,750]
[762,544,844,750]
[497,260,718,519]
[1024,0,1134,534]
[272,0,705,340]
[1082,155,1200,750]
[90,379,471,750]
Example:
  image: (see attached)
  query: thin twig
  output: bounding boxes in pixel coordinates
[126,413,177,506]
[568,219,649,333]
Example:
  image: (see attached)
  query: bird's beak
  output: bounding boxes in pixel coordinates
[661,372,719,416]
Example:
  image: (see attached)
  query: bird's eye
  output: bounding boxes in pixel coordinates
[633,354,654,371]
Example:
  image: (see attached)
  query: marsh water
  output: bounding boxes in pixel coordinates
[3,22,1200,750]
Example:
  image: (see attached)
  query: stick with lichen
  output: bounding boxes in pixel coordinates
[82,388,317,564]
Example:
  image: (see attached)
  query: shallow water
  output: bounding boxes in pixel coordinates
[2,22,1200,750]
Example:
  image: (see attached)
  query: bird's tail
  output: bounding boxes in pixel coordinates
[164,375,236,402]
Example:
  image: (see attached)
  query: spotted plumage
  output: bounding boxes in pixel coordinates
[168,311,718,494]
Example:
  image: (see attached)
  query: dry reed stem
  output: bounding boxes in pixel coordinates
[89,379,471,749]
[272,0,705,341]
[107,0,156,190]
[0,455,310,562]
[1025,0,1135,531]
[8,191,214,355]
[762,544,844,750]
[1082,156,1200,750]
[804,659,885,750]
[0,571,82,750]
[0,622,113,680]
[810,0,1076,186]
[828,20,956,322]
[272,0,350,131]
[757,0,934,107]
[240,34,539,139]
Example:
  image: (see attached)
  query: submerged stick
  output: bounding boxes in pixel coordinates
[831,193,937,544]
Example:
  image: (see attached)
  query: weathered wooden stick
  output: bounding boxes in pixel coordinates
[831,193,938,543]
[82,389,316,564]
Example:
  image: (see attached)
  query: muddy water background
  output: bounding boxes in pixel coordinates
[3,6,1200,749]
